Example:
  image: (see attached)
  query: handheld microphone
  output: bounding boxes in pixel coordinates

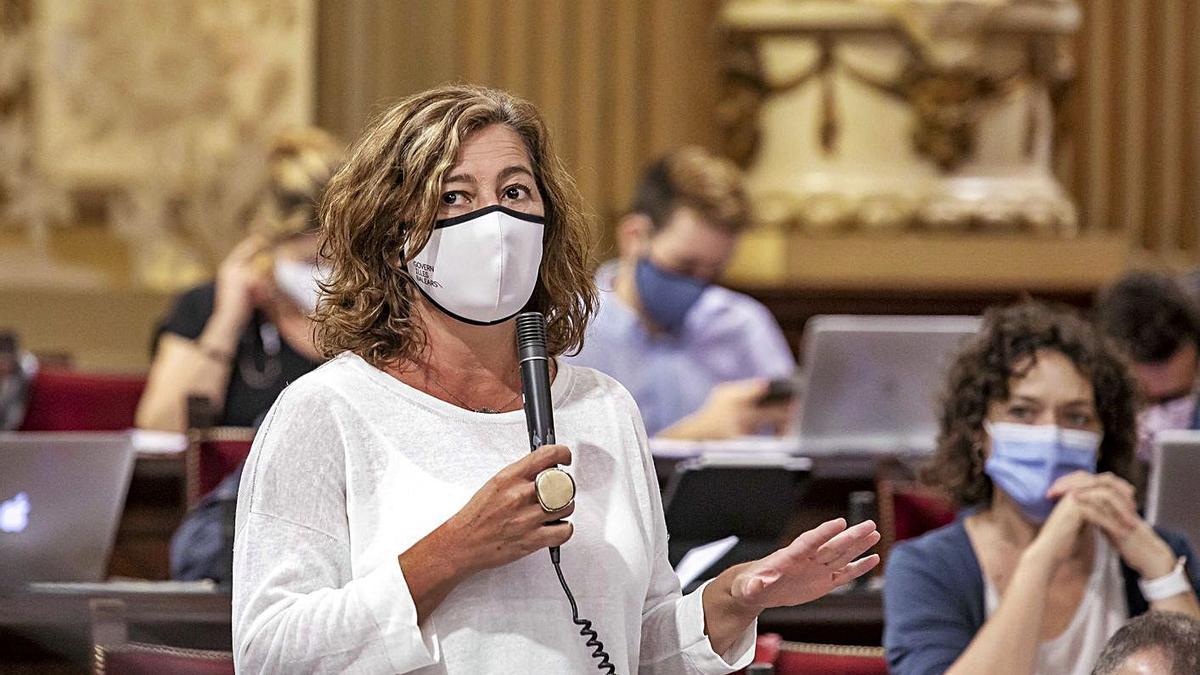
[516,312,555,450]
[515,312,614,674]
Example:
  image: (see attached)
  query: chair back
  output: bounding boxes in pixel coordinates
[876,478,956,564]
[774,641,887,675]
[185,429,255,508]
[19,368,146,431]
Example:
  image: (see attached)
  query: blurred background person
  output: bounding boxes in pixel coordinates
[135,128,344,432]
[1095,271,1200,461]
[885,303,1200,675]
[1090,610,1200,675]
[565,147,795,440]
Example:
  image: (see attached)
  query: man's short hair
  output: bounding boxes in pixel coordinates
[630,146,749,233]
[1091,611,1200,675]
[1095,271,1200,363]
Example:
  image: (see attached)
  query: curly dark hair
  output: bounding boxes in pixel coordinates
[1095,271,1200,364]
[922,302,1139,507]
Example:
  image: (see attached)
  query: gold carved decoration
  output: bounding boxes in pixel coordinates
[719,0,1080,235]
[1,0,313,291]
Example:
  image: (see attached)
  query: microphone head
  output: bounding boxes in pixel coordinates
[516,311,548,360]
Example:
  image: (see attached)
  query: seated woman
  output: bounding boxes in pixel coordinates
[884,302,1200,675]
[135,128,343,431]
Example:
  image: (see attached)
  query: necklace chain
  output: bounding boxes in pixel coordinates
[425,368,523,414]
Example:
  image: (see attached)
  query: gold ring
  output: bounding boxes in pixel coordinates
[535,468,575,513]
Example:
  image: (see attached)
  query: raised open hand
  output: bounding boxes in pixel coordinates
[730,518,881,610]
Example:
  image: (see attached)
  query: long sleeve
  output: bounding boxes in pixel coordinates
[883,537,981,675]
[625,405,757,674]
[232,384,439,674]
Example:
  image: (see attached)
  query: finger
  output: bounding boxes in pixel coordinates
[730,378,769,403]
[229,234,270,263]
[518,499,576,526]
[1076,484,1138,524]
[1094,472,1136,501]
[538,521,574,549]
[785,518,848,559]
[508,444,573,480]
[831,554,881,586]
[824,530,882,571]
[1046,470,1098,498]
[1075,501,1135,542]
[1078,488,1140,530]
[814,520,878,564]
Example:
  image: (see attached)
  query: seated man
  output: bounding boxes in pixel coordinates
[1091,611,1200,675]
[566,147,795,439]
[1095,271,1200,460]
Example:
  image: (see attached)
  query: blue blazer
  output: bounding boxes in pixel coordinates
[883,517,1198,675]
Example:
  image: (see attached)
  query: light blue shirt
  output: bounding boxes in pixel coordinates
[565,261,796,436]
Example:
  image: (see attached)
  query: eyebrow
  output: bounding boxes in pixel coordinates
[1010,395,1095,407]
[497,165,535,183]
[442,165,534,187]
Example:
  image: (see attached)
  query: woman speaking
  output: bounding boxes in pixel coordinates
[232,85,879,674]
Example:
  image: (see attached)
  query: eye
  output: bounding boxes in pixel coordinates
[1008,405,1034,421]
[441,191,465,205]
[1064,411,1096,428]
[503,184,531,201]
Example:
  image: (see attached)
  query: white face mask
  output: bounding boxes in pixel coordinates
[406,205,545,325]
[273,259,327,314]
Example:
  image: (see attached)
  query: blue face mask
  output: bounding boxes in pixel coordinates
[634,257,708,334]
[984,422,1101,523]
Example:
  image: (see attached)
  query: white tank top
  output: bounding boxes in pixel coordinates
[984,530,1129,675]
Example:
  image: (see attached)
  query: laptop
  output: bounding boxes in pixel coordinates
[0,432,136,590]
[1146,430,1200,553]
[793,315,982,455]
[663,453,812,592]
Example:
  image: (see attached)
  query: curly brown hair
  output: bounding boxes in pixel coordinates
[922,302,1139,507]
[312,85,596,366]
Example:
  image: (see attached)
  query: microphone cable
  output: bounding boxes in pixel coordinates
[550,547,615,674]
[516,312,616,674]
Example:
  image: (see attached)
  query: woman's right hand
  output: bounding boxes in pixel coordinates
[444,444,575,574]
[212,234,271,329]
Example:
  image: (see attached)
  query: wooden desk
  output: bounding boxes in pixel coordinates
[760,588,883,645]
[0,583,230,671]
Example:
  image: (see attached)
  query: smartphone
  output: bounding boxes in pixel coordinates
[757,378,797,406]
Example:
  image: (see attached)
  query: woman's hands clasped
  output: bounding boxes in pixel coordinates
[1036,471,1177,578]
[444,444,575,574]
[729,518,881,612]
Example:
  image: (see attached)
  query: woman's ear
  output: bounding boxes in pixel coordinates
[616,214,652,260]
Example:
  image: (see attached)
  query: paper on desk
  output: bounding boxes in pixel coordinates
[29,579,217,594]
[674,535,739,589]
[650,436,802,459]
[130,429,188,455]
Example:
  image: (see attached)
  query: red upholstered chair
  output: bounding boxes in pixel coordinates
[185,428,255,509]
[774,641,888,675]
[876,478,956,565]
[741,634,888,675]
[90,598,234,675]
[19,368,146,431]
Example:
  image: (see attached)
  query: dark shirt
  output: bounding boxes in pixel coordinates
[883,516,1199,675]
[155,283,320,427]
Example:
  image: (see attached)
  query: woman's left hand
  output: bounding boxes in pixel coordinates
[1047,471,1177,579]
[729,518,881,611]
